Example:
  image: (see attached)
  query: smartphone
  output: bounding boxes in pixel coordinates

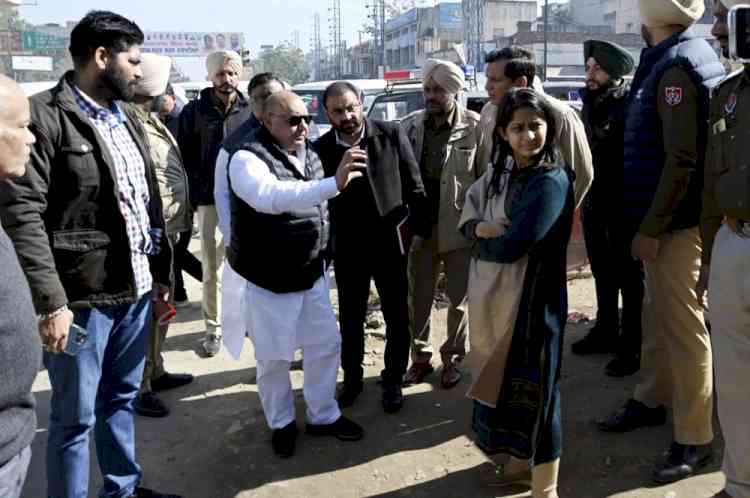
[729,5,750,62]
[63,323,89,356]
[353,140,368,174]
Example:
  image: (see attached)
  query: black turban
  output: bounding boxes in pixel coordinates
[584,40,635,80]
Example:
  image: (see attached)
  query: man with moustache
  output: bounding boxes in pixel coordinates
[572,40,645,378]
[477,47,593,207]
[178,49,250,357]
[0,75,41,498]
[220,91,364,458]
[215,72,284,240]
[0,11,179,498]
[698,2,750,496]
[313,82,430,412]
[598,0,725,485]
[399,60,480,390]
[128,53,194,418]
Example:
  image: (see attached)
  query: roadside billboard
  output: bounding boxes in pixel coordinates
[12,55,53,71]
[142,31,244,57]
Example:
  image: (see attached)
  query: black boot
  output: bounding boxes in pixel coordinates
[272,422,298,458]
[571,326,617,355]
[652,443,713,484]
[598,399,666,432]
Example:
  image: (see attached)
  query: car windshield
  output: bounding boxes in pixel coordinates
[368,91,424,122]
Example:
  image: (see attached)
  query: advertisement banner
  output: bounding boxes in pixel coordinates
[12,55,53,71]
[142,31,244,57]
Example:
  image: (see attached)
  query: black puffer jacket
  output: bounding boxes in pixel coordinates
[177,87,251,207]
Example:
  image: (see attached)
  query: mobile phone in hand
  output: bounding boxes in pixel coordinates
[63,323,88,356]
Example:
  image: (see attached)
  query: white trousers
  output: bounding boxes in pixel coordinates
[708,225,750,498]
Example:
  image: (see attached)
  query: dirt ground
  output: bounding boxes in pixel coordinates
[22,262,725,498]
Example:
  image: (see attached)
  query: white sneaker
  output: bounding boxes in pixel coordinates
[201,334,222,357]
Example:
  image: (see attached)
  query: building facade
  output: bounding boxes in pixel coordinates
[385,2,463,70]
[463,0,538,69]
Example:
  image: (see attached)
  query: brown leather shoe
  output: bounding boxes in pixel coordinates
[402,362,434,386]
[441,363,463,388]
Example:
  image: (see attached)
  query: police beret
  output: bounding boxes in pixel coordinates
[584,40,636,79]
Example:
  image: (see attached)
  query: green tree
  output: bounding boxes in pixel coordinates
[254,45,311,86]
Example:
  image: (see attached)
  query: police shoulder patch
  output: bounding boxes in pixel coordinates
[665,86,683,106]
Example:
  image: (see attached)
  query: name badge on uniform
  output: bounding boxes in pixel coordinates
[713,118,727,135]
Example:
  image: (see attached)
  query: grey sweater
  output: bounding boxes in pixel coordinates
[0,221,41,466]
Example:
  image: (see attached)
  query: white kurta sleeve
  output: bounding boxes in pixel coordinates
[228,149,340,215]
[214,148,231,241]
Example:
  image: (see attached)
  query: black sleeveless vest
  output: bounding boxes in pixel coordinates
[224,126,330,293]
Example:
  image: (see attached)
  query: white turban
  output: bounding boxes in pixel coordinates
[721,0,746,8]
[134,53,171,97]
[422,59,464,95]
[639,0,705,28]
[205,50,242,78]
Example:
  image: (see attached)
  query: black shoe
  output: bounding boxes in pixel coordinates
[382,382,404,414]
[151,372,194,392]
[130,486,183,498]
[134,392,170,418]
[306,415,364,441]
[598,399,666,433]
[272,422,298,458]
[173,288,188,303]
[652,443,713,484]
[337,382,363,409]
[571,329,617,355]
[605,355,640,377]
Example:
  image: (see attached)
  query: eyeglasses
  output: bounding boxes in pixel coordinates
[286,115,313,126]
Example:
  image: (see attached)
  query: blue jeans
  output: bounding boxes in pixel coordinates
[44,294,152,498]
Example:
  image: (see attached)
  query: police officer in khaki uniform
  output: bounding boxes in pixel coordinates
[598,0,725,485]
[698,3,750,497]
[400,60,480,389]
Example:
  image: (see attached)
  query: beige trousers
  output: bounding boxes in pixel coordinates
[197,205,224,336]
[708,225,750,498]
[634,227,713,445]
[408,229,471,365]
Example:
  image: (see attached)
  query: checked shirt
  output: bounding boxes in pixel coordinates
[73,86,155,297]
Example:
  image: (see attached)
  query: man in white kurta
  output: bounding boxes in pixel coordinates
[217,92,364,458]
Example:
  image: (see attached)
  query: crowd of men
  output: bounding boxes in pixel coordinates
[0,0,748,497]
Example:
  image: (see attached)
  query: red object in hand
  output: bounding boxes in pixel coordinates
[153,298,176,326]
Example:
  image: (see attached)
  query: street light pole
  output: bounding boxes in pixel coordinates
[543,0,549,81]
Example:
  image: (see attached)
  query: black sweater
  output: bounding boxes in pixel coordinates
[0,222,41,466]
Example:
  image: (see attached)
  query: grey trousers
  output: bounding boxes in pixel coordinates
[0,445,31,498]
[709,225,750,498]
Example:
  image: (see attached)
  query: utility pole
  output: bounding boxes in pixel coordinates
[543,0,549,81]
[311,13,323,80]
[328,0,342,79]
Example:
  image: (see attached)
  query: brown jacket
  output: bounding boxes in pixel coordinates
[701,68,750,264]
[401,104,481,253]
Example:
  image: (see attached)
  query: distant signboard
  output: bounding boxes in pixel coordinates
[21,31,69,51]
[439,3,462,28]
[12,55,53,71]
[142,31,244,57]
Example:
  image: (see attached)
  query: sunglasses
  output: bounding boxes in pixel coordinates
[286,115,313,126]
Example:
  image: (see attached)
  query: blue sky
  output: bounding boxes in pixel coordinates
[19,0,372,79]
